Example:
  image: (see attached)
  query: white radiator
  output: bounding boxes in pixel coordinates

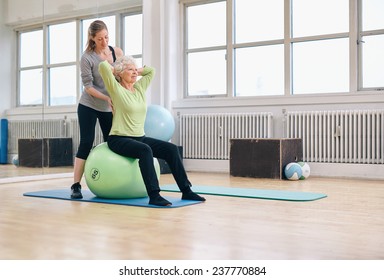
[8,118,104,157]
[180,112,273,160]
[286,110,384,164]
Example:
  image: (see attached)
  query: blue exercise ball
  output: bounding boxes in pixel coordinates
[144,104,175,142]
[84,143,160,199]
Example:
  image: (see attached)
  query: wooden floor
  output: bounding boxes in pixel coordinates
[0,164,383,260]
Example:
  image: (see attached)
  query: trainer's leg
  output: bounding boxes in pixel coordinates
[97,111,113,142]
[71,104,98,199]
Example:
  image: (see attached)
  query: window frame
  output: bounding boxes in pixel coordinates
[16,9,143,108]
[183,0,228,98]
[17,26,44,106]
[182,0,382,98]
[357,0,384,91]
[47,20,78,106]
[121,10,144,62]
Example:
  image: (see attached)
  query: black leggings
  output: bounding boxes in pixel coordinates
[108,135,191,197]
[76,103,113,160]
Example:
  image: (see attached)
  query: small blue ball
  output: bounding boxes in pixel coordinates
[297,161,311,180]
[284,162,303,180]
[12,155,19,166]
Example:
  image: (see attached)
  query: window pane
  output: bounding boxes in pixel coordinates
[20,69,42,105]
[235,0,284,43]
[235,45,284,96]
[20,30,43,67]
[49,22,76,64]
[82,16,116,52]
[187,50,226,96]
[135,58,143,68]
[292,38,349,94]
[49,66,77,106]
[361,35,384,88]
[124,14,143,55]
[362,0,384,31]
[292,0,349,37]
[187,2,226,49]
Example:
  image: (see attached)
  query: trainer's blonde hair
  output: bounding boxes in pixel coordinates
[85,20,108,53]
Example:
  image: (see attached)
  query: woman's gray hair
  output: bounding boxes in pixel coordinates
[113,55,138,75]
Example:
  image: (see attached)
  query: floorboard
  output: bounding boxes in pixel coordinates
[0,165,383,260]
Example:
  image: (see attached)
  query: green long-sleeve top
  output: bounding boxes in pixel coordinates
[98,60,155,137]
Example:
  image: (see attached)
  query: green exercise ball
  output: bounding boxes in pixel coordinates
[84,142,160,199]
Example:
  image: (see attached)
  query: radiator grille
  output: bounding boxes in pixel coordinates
[8,119,67,154]
[286,110,384,164]
[7,118,104,156]
[180,112,273,160]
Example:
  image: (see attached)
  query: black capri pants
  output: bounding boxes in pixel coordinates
[108,135,191,196]
[76,103,113,160]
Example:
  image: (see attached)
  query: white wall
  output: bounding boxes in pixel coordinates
[0,1,14,118]
[142,0,181,110]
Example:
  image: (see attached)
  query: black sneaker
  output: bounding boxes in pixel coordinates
[70,183,83,199]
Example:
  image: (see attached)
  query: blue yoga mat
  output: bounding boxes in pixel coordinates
[161,184,327,202]
[23,189,203,208]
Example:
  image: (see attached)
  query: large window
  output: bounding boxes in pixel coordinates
[17,11,143,107]
[48,21,77,105]
[291,0,349,94]
[184,0,380,97]
[234,0,284,96]
[292,38,349,94]
[19,29,43,105]
[123,13,143,67]
[185,1,227,96]
[360,0,384,89]
[18,23,78,107]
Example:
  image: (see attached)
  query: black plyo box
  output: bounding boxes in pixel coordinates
[18,138,73,167]
[230,138,303,179]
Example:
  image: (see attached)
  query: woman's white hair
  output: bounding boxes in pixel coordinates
[113,55,137,75]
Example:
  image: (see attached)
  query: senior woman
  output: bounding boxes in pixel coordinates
[98,56,205,206]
